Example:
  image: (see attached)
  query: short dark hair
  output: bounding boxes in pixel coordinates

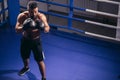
[27,1,38,10]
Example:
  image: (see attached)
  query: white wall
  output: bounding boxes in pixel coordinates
[48,0,68,13]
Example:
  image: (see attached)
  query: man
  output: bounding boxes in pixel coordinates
[15,1,50,80]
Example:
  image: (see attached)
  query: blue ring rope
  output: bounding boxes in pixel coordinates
[37,0,86,11]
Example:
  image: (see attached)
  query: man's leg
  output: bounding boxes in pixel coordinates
[18,59,30,76]
[37,61,46,80]
[23,58,30,68]
[19,38,31,76]
[32,39,46,80]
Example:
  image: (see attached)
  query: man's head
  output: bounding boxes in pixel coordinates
[27,1,39,19]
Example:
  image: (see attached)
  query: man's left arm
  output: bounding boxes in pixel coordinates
[40,14,50,33]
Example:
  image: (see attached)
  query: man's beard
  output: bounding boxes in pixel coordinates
[30,15,37,20]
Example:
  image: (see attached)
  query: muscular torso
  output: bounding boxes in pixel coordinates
[21,11,41,40]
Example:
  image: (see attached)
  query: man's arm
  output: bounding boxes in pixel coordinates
[15,13,24,33]
[39,13,50,33]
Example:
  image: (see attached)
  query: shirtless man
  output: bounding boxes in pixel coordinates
[15,1,50,80]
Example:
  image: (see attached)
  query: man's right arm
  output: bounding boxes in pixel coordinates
[15,13,24,33]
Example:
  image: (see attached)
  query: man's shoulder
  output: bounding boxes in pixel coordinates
[38,12,45,16]
[19,11,29,18]
[17,11,29,22]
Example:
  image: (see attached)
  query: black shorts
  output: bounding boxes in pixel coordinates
[20,37,44,62]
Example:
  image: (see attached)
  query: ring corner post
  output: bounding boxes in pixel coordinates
[68,0,74,29]
[7,0,20,28]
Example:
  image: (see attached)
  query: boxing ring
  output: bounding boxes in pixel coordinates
[19,0,120,42]
[0,0,120,80]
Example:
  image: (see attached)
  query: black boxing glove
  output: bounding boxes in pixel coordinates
[23,18,36,30]
[35,19,44,30]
